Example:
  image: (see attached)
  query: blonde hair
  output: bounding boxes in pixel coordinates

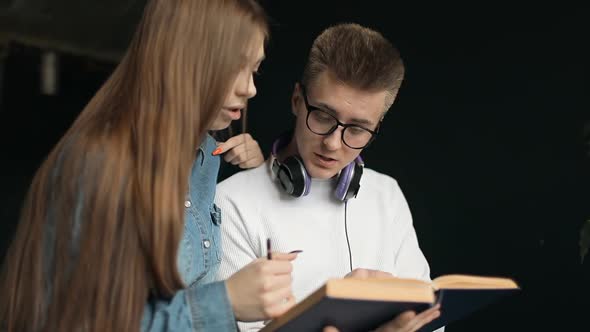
[0,0,268,331]
[302,23,404,111]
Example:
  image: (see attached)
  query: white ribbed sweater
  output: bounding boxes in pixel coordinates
[214,160,432,331]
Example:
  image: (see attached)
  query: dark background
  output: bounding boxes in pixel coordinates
[1,1,589,331]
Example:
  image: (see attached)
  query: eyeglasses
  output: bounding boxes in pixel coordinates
[300,84,379,149]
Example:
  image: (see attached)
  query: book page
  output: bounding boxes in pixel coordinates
[325,278,435,303]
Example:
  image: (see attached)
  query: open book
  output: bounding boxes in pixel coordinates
[260,274,520,332]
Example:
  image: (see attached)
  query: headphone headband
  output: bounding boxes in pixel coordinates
[270,132,363,201]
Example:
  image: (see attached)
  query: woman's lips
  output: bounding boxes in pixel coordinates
[223,108,241,120]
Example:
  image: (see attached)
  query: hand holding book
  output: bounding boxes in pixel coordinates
[324,303,441,332]
[335,268,442,331]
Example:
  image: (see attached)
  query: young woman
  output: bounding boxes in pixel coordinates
[0,0,296,331]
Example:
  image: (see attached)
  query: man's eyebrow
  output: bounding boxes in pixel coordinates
[315,102,374,126]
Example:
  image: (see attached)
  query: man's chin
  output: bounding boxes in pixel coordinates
[307,165,339,180]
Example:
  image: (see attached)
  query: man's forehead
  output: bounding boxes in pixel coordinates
[311,78,386,107]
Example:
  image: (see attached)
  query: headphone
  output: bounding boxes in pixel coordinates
[269,132,364,202]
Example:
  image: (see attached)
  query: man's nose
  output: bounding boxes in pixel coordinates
[322,126,343,150]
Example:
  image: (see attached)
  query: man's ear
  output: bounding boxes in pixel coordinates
[291,82,301,116]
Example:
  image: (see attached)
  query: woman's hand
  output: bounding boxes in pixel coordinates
[225,252,299,321]
[213,133,264,169]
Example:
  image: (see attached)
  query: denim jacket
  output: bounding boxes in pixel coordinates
[141,134,236,331]
[41,134,234,331]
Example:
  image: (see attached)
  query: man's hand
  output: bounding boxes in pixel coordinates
[323,304,441,332]
[213,133,264,169]
[345,268,394,279]
[226,252,299,321]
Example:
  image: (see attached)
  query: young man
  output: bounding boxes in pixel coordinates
[215,23,441,332]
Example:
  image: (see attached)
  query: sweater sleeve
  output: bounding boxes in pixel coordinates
[214,184,268,331]
[390,181,432,283]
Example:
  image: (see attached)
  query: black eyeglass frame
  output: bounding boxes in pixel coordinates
[299,83,380,149]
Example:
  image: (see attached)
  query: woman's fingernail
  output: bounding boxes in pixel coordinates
[212,147,223,156]
[289,250,303,254]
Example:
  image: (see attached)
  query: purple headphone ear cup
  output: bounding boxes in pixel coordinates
[335,162,355,201]
[335,156,364,202]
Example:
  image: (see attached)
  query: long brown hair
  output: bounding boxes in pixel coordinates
[0,0,268,331]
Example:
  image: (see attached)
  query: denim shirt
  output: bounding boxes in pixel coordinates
[177,135,222,286]
[141,134,236,332]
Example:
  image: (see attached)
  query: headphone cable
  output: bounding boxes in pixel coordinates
[344,200,353,272]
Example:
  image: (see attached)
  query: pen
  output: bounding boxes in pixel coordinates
[267,238,303,259]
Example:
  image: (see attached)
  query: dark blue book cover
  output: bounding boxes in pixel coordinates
[418,288,520,332]
[261,276,520,332]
